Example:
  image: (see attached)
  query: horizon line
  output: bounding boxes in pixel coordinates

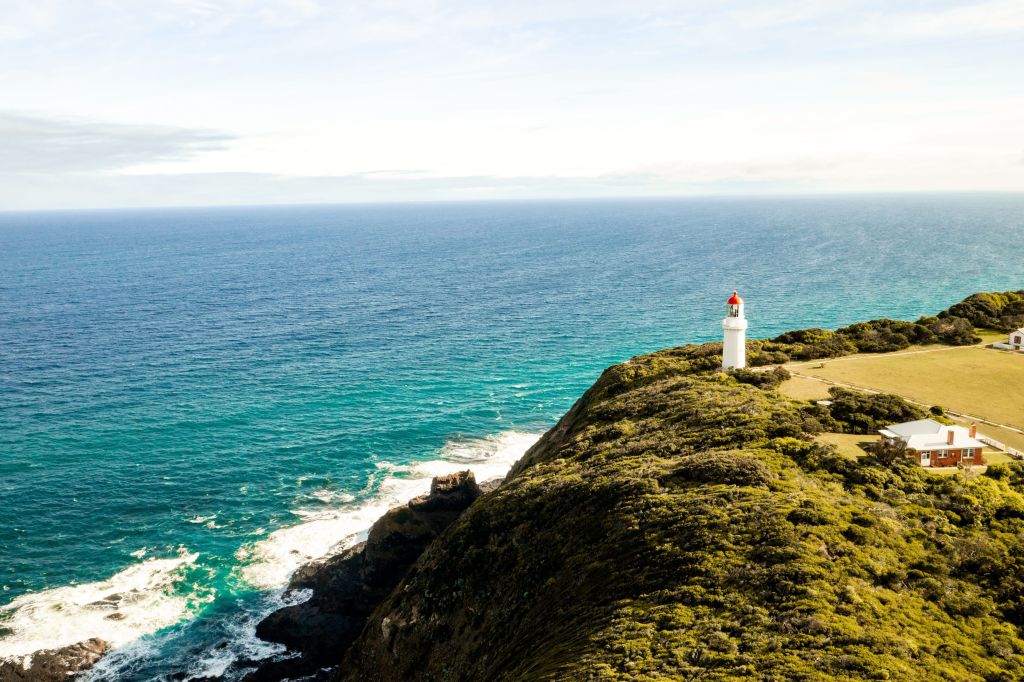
[3,189,1024,216]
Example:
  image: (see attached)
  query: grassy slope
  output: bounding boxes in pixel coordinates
[337,345,1024,682]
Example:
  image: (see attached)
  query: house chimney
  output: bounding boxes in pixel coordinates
[969,423,977,438]
[947,430,955,445]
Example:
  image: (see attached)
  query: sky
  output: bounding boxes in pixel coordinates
[1,0,1023,210]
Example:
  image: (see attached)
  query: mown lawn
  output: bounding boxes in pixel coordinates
[951,418,1024,455]
[786,346,1024,430]
[778,374,831,401]
[985,450,1017,466]
[814,432,873,458]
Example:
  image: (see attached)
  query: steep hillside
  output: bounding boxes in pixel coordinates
[334,338,1024,680]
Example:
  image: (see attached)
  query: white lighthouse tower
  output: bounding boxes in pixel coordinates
[722,290,747,370]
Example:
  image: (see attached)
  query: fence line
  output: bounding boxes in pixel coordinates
[978,436,1024,460]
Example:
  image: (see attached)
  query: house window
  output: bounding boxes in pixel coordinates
[1016,335,1022,345]
[964,448,975,459]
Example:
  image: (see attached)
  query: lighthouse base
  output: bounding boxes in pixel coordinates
[722,324,747,370]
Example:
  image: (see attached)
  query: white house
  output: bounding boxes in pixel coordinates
[879,419,986,467]
[1008,328,1024,350]
[993,328,1024,351]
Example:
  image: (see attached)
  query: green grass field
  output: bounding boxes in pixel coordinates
[779,337,1024,456]
[784,346,1024,430]
[814,432,873,458]
[780,374,832,401]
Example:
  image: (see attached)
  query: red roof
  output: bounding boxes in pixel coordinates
[727,291,742,305]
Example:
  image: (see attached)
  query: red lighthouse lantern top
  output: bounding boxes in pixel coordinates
[727,290,742,305]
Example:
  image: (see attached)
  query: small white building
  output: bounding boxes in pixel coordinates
[1008,328,1024,350]
[722,290,747,370]
[879,419,986,467]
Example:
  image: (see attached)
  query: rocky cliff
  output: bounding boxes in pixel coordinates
[329,343,1024,681]
[243,471,483,681]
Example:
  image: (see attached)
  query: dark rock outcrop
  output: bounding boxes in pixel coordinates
[242,471,482,681]
[0,638,109,682]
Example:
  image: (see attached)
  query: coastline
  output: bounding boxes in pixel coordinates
[5,289,1024,679]
[0,431,540,681]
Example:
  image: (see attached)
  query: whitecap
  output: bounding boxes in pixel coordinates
[234,430,540,590]
[84,588,312,682]
[183,588,311,680]
[308,489,355,505]
[0,430,541,673]
[0,551,206,662]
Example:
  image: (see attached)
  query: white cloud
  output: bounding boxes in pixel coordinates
[0,0,60,40]
[0,1,1022,208]
[860,0,1024,39]
[0,112,232,172]
[156,0,324,29]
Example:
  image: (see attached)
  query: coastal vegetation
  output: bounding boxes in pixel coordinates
[940,291,1024,332]
[326,292,1024,681]
[747,289,1022,365]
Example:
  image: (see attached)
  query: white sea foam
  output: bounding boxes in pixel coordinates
[0,429,540,674]
[183,587,311,681]
[0,551,203,662]
[309,488,355,505]
[236,430,539,590]
[84,587,312,682]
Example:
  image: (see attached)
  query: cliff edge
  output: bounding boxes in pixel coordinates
[243,290,1024,681]
[243,471,483,681]
[330,291,1024,681]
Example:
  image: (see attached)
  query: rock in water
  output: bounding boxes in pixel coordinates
[0,638,109,682]
[241,471,483,681]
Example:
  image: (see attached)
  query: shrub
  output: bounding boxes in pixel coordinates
[730,367,790,389]
[940,291,1024,331]
[868,438,913,467]
[836,319,933,353]
[825,387,928,434]
[662,451,776,489]
[772,328,858,360]
[921,315,980,345]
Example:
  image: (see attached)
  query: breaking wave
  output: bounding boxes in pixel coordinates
[235,430,539,589]
[0,430,539,679]
[0,551,204,663]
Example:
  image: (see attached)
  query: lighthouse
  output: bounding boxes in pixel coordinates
[722,290,747,370]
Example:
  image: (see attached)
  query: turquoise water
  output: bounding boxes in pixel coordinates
[1,195,1022,679]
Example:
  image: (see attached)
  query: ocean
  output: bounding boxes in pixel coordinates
[1,195,1022,680]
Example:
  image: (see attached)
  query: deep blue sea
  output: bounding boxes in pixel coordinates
[2,195,1023,679]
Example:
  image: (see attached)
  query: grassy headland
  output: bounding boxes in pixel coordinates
[329,291,1024,682]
